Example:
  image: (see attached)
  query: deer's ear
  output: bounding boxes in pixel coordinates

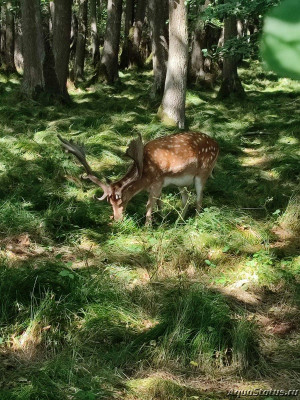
[125,133,143,178]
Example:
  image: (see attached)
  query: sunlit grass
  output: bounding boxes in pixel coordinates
[0,61,299,399]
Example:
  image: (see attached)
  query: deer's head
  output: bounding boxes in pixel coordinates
[58,134,144,221]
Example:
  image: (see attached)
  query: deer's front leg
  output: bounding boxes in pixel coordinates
[145,184,162,225]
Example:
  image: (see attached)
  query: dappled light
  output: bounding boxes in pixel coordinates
[0,61,299,399]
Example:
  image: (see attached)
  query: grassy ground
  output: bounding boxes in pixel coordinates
[0,62,299,400]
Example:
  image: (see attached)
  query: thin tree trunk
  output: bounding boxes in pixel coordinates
[97,0,122,84]
[14,16,23,71]
[189,2,208,83]
[130,0,146,67]
[120,0,134,69]
[218,9,245,99]
[148,0,168,96]
[159,0,188,128]
[90,0,100,67]
[4,2,16,72]
[41,3,61,95]
[74,0,88,83]
[0,6,5,68]
[20,0,45,97]
[53,0,72,100]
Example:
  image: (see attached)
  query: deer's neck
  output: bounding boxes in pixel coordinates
[114,167,148,204]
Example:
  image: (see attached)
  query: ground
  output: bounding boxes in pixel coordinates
[0,62,299,400]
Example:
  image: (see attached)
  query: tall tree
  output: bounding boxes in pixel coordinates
[120,0,134,69]
[218,2,245,99]
[159,0,188,128]
[90,0,100,67]
[20,0,45,97]
[97,0,122,84]
[189,1,210,84]
[4,1,16,72]
[74,0,88,83]
[130,0,146,67]
[148,0,168,96]
[52,0,73,100]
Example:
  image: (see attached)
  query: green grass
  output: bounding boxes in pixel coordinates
[0,62,300,399]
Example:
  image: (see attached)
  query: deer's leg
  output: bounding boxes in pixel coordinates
[146,184,162,225]
[180,188,189,218]
[195,176,205,212]
[157,197,163,211]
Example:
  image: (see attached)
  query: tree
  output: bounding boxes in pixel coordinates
[90,0,100,67]
[158,0,188,128]
[148,0,168,96]
[4,1,16,72]
[218,3,245,99]
[130,0,146,68]
[96,0,122,84]
[52,0,73,100]
[20,0,45,97]
[120,0,134,69]
[74,0,88,83]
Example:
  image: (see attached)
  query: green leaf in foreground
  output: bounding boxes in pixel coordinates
[261,0,300,80]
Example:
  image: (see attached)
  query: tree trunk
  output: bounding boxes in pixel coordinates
[74,0,88,83]
[130,0,146,68]
[41,3,61,95]
[20,0,45,97]
[97,0,122,84]
[158,0,188,129]
[148,0,168,96]
[4,2,16,73]
[218,10,245,100]
[0,6,5,68]
[120,0,134,69]
[189,3,208,83]
[14,17,23,71]
[53,0,72,100]
[90,0,100,67]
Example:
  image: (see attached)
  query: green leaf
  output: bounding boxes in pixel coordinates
[261,0,300,80]
[190,360,198,367]
[222,245,230,253]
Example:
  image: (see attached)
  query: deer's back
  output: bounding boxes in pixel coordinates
[143,132,218,178]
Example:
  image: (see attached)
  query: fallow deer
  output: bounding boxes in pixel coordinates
[58,132,219,224]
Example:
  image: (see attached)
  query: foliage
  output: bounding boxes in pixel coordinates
[0,64,300,399]
[261,0,300,80]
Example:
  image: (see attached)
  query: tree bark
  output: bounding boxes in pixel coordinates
[53,0,72,100]
[97,0,122,84]
[148,0,168,96]
[14,16,23,71]
[20,0,45,97]
[130,0,146,68]
[4,2,16,72]
[74,0,88,83]
[120,0,134,69]
[218,9,245,100]
[90,0,100,67]
[159,0,188,129]
[41,3,61,95]
[0,6,5,68]
[189,2,208,83]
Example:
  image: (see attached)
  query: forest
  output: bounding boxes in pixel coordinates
[0,0,299,399]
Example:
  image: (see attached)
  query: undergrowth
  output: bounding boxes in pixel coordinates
[0,63,299,399]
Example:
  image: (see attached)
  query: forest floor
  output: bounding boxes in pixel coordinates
[0,62,299,400]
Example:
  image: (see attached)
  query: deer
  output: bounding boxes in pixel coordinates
[58,132,219,225]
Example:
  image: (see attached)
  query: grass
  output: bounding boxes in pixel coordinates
[0,62,300,399]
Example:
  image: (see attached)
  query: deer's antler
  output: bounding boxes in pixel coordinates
[125,133,144,178]
[58,135,109,200]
